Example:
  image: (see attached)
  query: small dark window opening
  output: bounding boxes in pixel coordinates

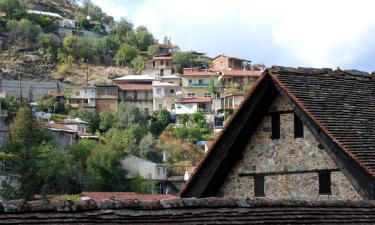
[294,113,304,138]
[318,171,332,195]
[254,175,265,197]
[271,113,280,139]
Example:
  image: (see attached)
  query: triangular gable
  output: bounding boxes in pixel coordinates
[180,67,374,199]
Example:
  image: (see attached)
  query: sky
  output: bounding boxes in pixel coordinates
[92,0,375,72]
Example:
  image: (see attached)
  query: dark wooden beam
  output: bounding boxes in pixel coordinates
[239,168,340,177]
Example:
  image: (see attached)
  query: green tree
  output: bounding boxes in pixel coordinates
[69,139,97,169]
[115,102,149,130]
[150,109,171,137]
[37,94,56,112]
[227,81,240,95]
[131,56,145,74]
[115,44,138,66]
[172,51,211,74]
[191,109,206,129]
[113,18,133,41]
[99,111,118,132]
[0,0,27,20]
[179,114,189,125]
[147,44,159,56]
[139,133,161,162]
[243,78,254,93]
[86,145,128,191]
[0,106,79,200]
[6,19,42,47]
[1,96,20,113]
[105,128,138,155]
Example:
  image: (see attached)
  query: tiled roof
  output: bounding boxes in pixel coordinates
[269,66,375,174]
[221,69,262,77]
[117,83,153,90]
[2,198,375,223]
[44,123,76,133]
[212,54,251,62]
[81,192,177,201]
[179,97,212,103]
[180,66,375,199]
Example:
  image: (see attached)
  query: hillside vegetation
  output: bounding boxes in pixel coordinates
[0,0,210,85]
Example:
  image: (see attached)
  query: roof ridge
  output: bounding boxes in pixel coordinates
[2,197,375,213]
[270,66,374,80]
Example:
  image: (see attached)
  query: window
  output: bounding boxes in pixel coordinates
[166,61,169,67]
[161,60,164,66]
[188,79,193,84]
[157,167,161,176]
[187,104,193,109]
[170,89,175,94]
[254,175,265,197]
[160,69,164,76]
[153,61,155,68]
[204,93,212,97]
[318,171,332,195]
[221,61,224,66]
[294,113,304,138]
[158,104,163,109]
[171,104,175,110]
[271,113,280,139]
[187,93,195,98]
[134,91,138,100]
[156,88,162,95]
[198,79,204,84]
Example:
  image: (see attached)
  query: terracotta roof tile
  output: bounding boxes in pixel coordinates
[44,123,76,133]
[179,97,212,103]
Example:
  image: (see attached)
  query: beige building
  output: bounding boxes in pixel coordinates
[152,81,180,112]
[115,75,154,113]
[181,68,218,98]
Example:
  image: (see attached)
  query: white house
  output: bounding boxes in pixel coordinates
[121,156,167,181]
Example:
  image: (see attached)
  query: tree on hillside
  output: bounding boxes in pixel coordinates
[115,102,149,130]
[125,26,156,51]
[0,106,80,200]
[172,51,211,74]
[115,44,138,66]
[131,56,145,74]
[150,109,171,137]
[37,94,56,112]
[6,19,42,47]
[99,111,119,132]
[86,145,128,191]
[0,0,27,20]
[113,18,134,41]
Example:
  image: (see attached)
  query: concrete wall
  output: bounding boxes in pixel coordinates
[218,95,361,200]
[121,156,167,180]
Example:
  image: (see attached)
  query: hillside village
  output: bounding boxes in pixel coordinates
[0,0,375,224]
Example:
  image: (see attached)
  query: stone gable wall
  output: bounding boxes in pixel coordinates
[218,95,361,200]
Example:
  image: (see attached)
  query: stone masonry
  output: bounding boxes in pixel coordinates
[218,95,361,200]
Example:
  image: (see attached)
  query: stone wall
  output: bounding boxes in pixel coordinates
[218,95,361,200]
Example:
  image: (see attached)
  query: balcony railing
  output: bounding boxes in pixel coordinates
[188,83,209,87]
[70,103,96,108]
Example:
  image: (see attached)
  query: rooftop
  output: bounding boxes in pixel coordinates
[2,198,375,224]
[178,97,212,103]
[114,75,154,82]
[81,192,177,201]
[44,122,76,133]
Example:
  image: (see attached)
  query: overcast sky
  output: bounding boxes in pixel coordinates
[92,0,375,72]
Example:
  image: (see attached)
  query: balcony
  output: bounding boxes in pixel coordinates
[70,103,96,108]
[0,110,8,117]
[187,83,209,87]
